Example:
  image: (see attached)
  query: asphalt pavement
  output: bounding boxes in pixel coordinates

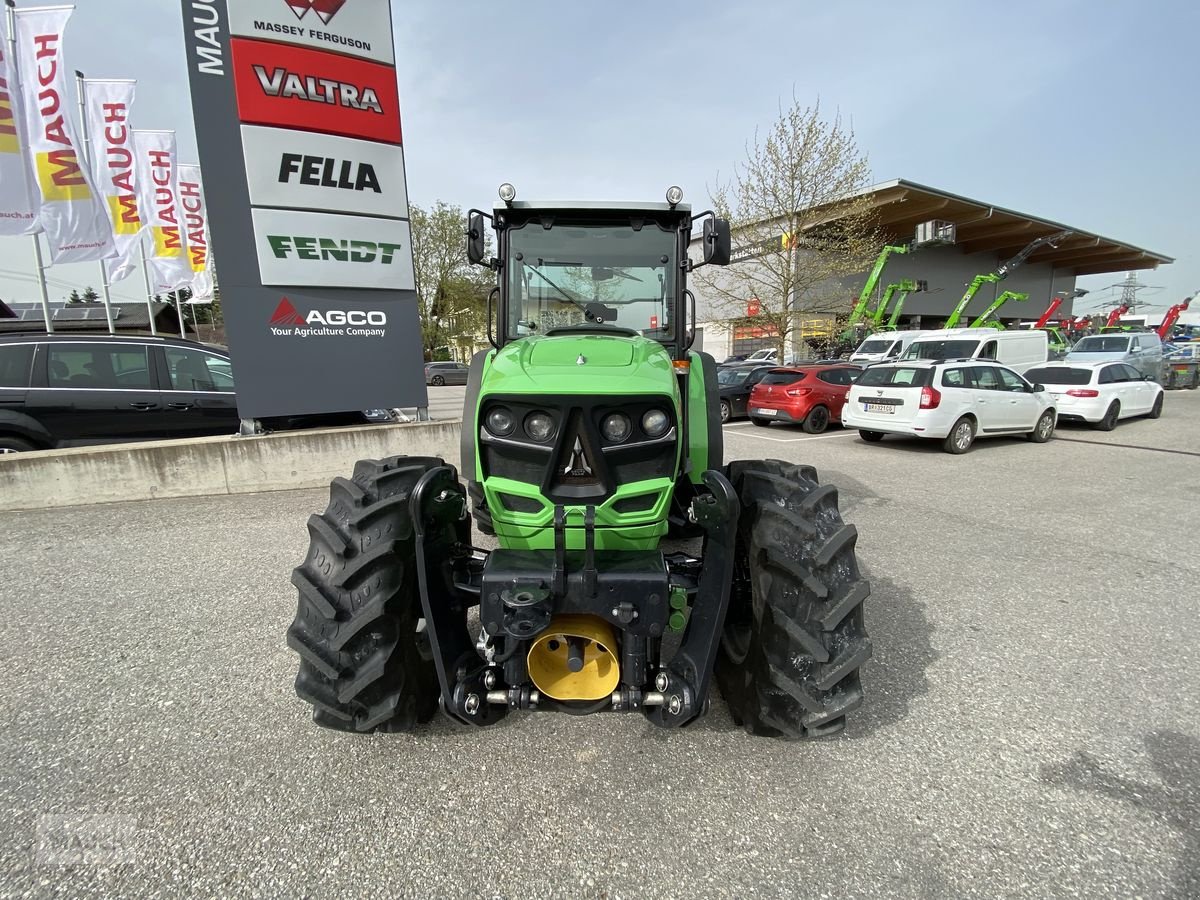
[2,390,1199,898]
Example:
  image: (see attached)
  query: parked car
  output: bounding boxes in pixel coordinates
[0,334,395,453]
[743,348,779,363]
[715,364,775,422]
[900,327,1049,374]
[842,359,1057,454]
[848,330,924,365]
[1064,332,1163,382]
[1023,361,1163,429]
[747,364,861,433]
[425,361,470,385]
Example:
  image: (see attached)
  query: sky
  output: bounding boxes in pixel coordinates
[2,0,1196,318]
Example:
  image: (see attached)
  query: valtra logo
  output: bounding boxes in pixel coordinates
[269,296,387,338]
[284,0,347,25]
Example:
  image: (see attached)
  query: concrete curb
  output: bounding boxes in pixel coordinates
[0,421,462,512]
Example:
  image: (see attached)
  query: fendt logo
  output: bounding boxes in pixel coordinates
[268,297,387,338]
[284,0,347,25]
[267,234,403,264]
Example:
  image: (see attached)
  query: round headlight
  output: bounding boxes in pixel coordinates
[498,182,517,203]
[642,409,670,437]
[601,413,632,443]
[524,411,555,442]
[665,185,684,206]
[485,407,515,437]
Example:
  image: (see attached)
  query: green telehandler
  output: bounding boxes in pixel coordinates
[943,231,1071,329]
[286,186,872,737]
[870,278,927,331]
[969,290,1029,329]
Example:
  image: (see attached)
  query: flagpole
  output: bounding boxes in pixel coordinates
[174,290,184,337]
[6,0,54,334]
[139,239,157,336]
[73,70,115,334]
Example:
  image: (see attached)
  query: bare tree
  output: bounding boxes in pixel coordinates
[698,99,881,357]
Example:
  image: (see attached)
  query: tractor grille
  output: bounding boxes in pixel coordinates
[479,395,677,505]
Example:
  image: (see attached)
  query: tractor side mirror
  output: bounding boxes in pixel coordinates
[466,212,487,265]
[703,218,732,266]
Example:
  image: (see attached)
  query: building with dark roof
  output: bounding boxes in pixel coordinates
[0,301,195,337]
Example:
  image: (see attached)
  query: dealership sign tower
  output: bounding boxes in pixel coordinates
[181,0,427,419]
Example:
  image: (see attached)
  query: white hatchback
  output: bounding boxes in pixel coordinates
[1022,361,1163,430]
[842,359,1057,454]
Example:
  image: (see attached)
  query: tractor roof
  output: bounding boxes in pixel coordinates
[495,200,692,215]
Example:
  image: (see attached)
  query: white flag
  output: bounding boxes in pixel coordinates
[0,22,38,235]
[133,130,190,293]
[176,164,214,302]
[83,79,142,284]
[13,7,114,262]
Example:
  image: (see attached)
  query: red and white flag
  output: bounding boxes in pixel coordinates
[0,20,37,235]
[133,129,190,293]
[83,79,143,284]
[176,164,214,302]
[13,6,114,262]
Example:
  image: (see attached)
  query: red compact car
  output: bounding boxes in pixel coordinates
[747,364,862,433]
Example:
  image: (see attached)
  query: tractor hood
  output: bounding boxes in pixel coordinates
[485,333,677,396]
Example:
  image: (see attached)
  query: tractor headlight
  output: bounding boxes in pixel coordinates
[524,411,555,443]
[601,412,632,443]
[641,409,670,437]
[485,407,515,437]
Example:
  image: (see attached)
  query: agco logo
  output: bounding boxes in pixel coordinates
[269,297,387,338]
[284,0,347,25]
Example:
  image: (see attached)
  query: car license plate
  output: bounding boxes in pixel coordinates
[753,408,776,417]
[863,402,894,414]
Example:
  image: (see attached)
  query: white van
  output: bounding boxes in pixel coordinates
[899,328,1049,374]
[849,330,925,364]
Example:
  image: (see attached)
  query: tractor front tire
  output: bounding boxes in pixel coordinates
[288,456,447,733]
[716,459,871,739]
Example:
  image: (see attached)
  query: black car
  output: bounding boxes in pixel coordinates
[0,334,392,452]
[715,364,776,423]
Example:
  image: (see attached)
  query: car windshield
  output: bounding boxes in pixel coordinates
[717,368,753,386]
[1073,336,1131,353]
[855,339,892,354]
[760,371,806,385]
[856,366,932,387]
[505,221,677,341]
[1023,366,1092,385]
[902,339,981,361]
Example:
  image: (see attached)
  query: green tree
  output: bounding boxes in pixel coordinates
[82,286,99,302]
[410,201,492,359]
[67,289,82,303]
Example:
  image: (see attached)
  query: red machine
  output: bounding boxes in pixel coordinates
[1156,296,1193,341]
[1105,304,1131,329]
[1035,296,1063,329]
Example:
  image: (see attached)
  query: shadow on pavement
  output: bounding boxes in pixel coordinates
[1041,730,1200,899]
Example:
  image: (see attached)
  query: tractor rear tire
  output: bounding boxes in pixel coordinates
[288,456,447,733]
[716,459,871,739]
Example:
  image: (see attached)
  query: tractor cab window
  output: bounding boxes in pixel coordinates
[505,221,678,342]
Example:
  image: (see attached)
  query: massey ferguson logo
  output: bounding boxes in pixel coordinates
[284,0,347,24]
[269,297,387,338]
[253,65,383,113]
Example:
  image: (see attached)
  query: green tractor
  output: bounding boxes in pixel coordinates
[286,186,871,737]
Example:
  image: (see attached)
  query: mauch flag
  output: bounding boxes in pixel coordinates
[0,24,37,235]
[83,79,142,284]
[176,164,213,301]
[13,6,114,262]
[133,129,190,293]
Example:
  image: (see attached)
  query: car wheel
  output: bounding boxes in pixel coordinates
[0,435,36,454]
[1148,392,1164,419]
[751,417,771,428]
[943,417,975,454]
[1096,401,1120,431]
[1028,410,1055,443]
[719,399,731,423]
[858,430,884,443]
[431,375,445,386]
[801,405,830,434]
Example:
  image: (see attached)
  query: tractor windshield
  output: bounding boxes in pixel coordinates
[505,221,678,341]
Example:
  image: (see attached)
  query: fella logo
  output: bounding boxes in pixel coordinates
[284,0,347,25]
[268,297,388,337]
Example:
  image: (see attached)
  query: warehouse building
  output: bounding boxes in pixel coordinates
[691,179,1173,359]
